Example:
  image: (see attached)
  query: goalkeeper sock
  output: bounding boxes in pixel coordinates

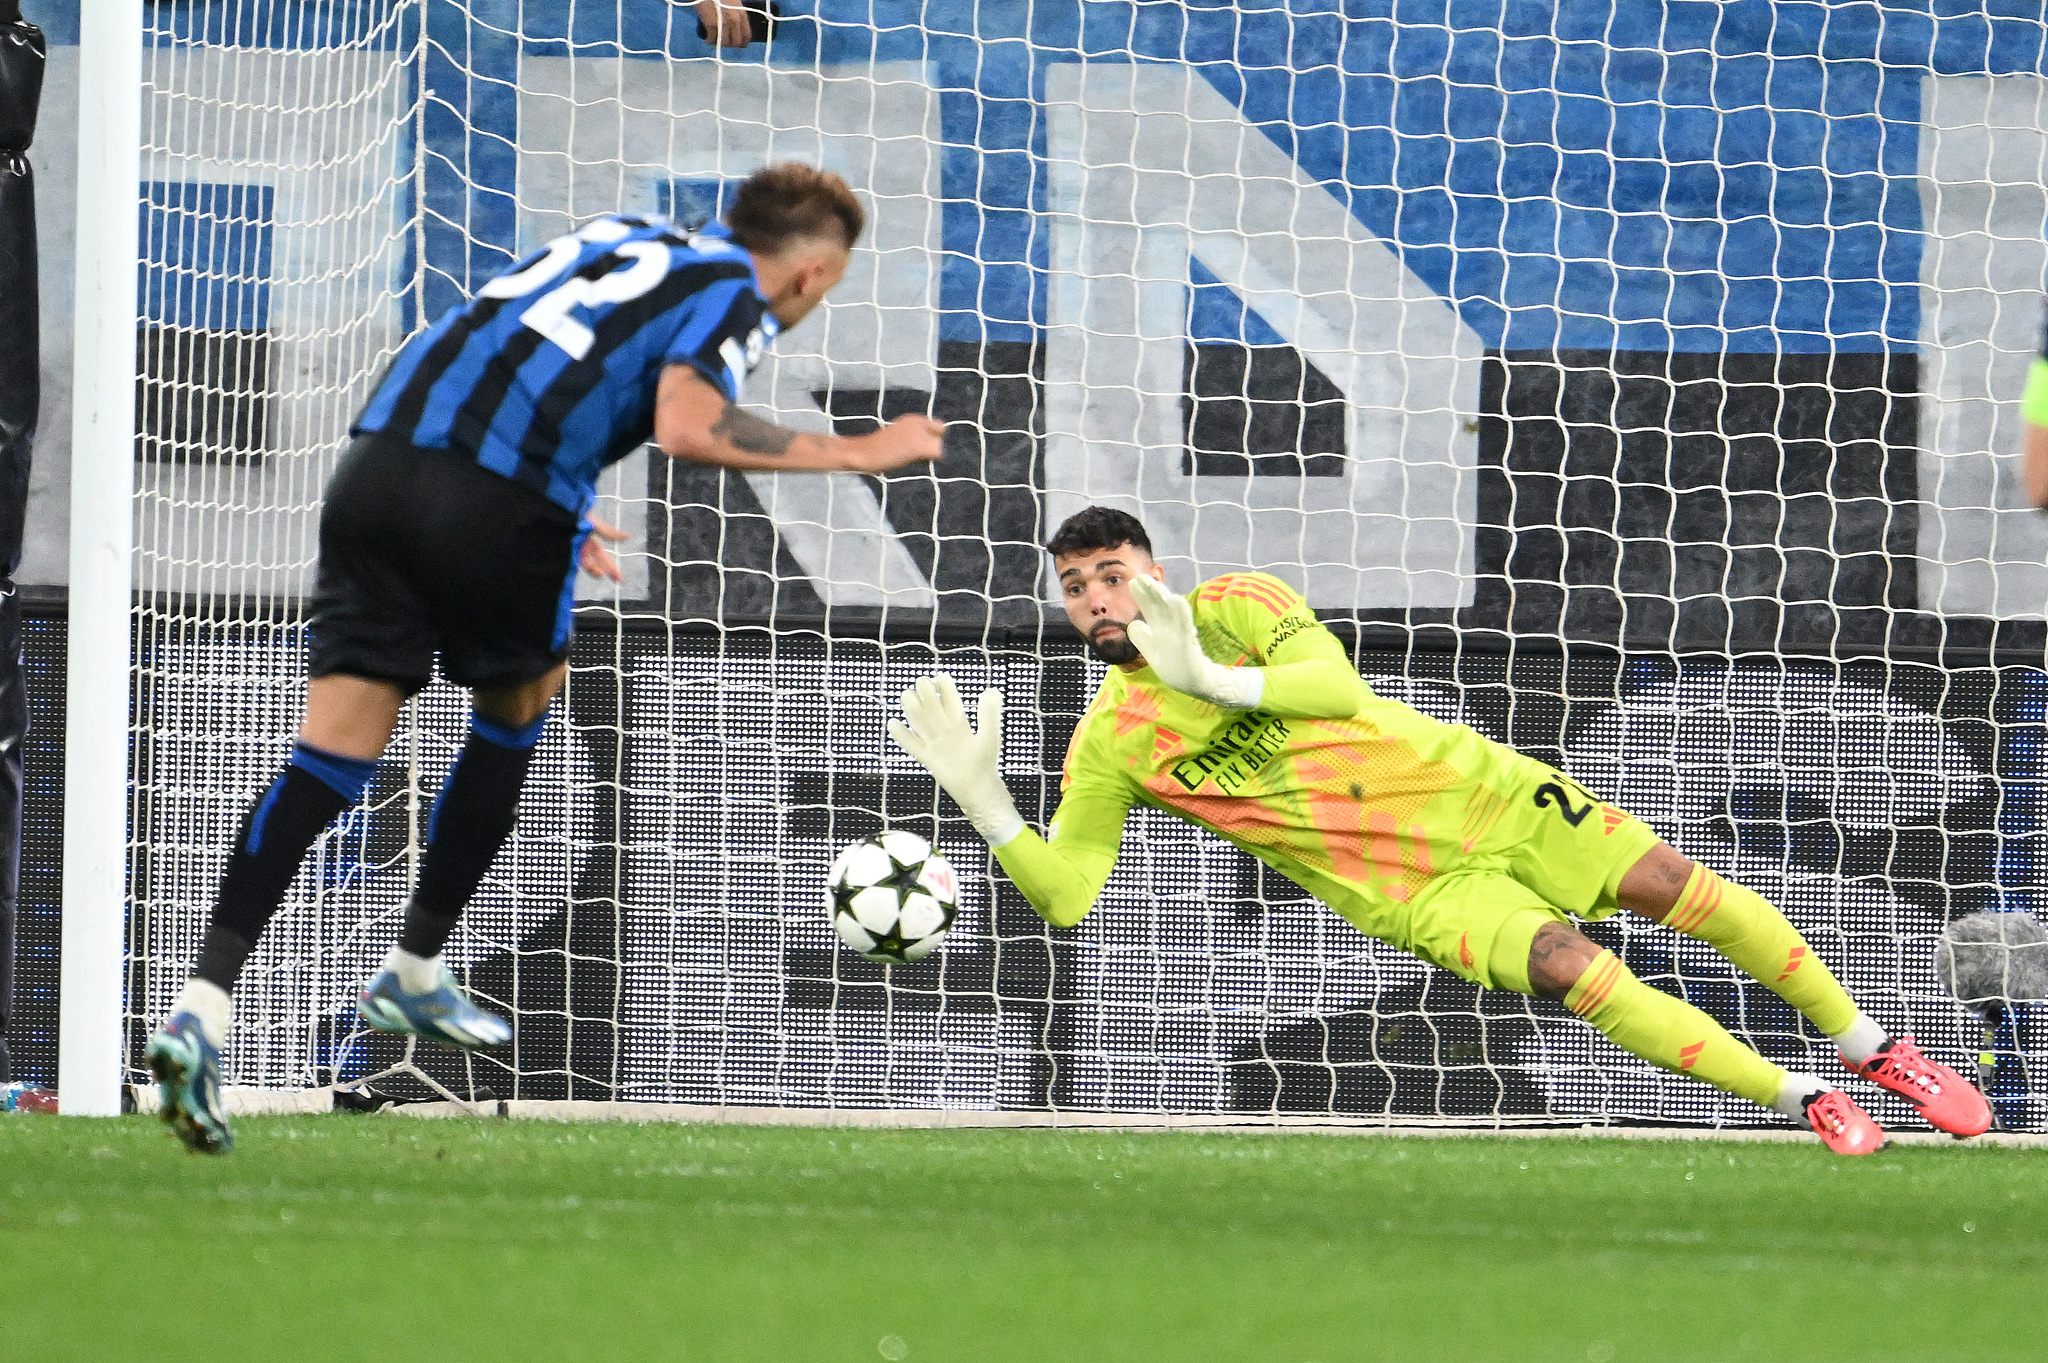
[196,742,377,991]
[1769,1071,1834,1122]
[1663,864,1862,1038]
[398,709,545,959]
[1831,1015,1890,1067]
[1564,948,1785,1108]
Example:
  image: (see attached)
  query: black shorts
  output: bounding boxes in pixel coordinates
[308,434,587,693]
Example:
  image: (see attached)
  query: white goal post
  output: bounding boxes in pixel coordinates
[44,2,2048,1132]
[58,0,143,1118]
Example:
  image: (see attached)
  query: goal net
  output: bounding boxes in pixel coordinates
[101,1,2046,1130]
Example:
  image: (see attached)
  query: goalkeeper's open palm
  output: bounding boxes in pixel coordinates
[889,674,996,769]
[1127,575,1260,709]
[1128,575,1218,692]
[887,675,1023,844]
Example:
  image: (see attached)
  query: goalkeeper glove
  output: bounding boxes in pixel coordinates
[1127,575,1263,710]
[886,674,1026,846]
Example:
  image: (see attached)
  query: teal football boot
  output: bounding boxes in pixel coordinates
[144,1013,233,1155]
[357,967,511,1050]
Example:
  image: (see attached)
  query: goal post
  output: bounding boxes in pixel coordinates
[58,0,143,1118]
[45,2,2048,1132]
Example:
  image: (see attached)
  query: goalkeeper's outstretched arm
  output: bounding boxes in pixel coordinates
[985,806,1123,929]
[887,675,1127,928]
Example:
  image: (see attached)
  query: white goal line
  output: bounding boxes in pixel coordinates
[122,1087,2048,1148]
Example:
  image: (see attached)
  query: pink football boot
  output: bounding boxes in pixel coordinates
[1804,1089,1888,1155]
[1846,1036,1993,1137]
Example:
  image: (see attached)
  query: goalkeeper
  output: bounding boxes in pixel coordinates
[889,507,1992,1154]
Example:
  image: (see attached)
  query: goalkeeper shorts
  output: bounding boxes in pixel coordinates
[1390,764,1661,994]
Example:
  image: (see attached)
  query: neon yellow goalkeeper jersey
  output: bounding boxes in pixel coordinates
[991,572,1544,939]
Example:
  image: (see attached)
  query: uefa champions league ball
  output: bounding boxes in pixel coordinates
[826,830,959,964]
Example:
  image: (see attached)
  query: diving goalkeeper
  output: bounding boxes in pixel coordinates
[888,507,1992,1153]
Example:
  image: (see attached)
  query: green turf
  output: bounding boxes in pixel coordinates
[2,1115,2043,1362]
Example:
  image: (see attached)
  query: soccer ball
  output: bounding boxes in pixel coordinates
[826,830,959,964]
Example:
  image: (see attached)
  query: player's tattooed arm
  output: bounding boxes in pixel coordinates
[709,400,795,456]
[654,364,944,474]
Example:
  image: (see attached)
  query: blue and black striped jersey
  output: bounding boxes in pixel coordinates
[352,216,778,515]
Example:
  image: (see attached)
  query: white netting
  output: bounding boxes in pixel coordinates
[112,2,2045,1128]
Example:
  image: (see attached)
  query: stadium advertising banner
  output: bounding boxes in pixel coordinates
[8,2,2046,1127]
[84,624,2038,1131]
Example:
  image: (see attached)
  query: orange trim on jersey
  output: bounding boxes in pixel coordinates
[1299,787,1368,882]
[1667,868,1725,934]
[1114,688,1162,737]
[1294,758,1340,786]
[1150,725,1187,765]
[1366,810,1403,885]
[1144,782,1298,841]
[1459,788,1509,853]
[1239,583,1297,615]
[1458,792,1487,844]
[1776,944,1808,982]
[1197,573,1287,603]
[1567,952,1624,1018]
[1678,1040,1706,1070]
[1197,575,1297,617]
[1305,717,1377,745]
[1406,825,1435,877]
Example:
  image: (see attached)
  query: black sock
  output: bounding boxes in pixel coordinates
[195,742,378,992]
[191,926,257,994]
[398,710,545,959]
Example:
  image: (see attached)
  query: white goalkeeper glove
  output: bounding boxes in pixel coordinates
[1127,574,1263,710]
[886,674,1027,847]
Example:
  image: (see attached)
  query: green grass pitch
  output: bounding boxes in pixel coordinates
[3,1115,2043,1362]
